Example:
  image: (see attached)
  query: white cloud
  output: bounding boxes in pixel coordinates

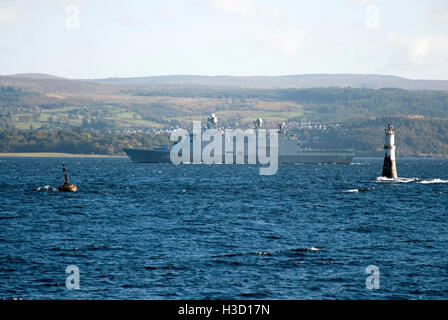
[207,0,256,17]
[409,38,429,61]
[388,32,448,66]
[0,5,17,26]
[259,7,284,18]
[409,35,448,64]
[205,0,285,18]
[253,27,306,57]
[155,4,175,19]
[346,0,372,5]
[432,6,448,24]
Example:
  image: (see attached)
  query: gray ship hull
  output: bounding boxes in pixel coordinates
[123,148,354,164]
[123,148,171,163]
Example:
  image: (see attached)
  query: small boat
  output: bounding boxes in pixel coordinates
[58,163,78,192]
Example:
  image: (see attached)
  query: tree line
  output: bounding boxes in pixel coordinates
[0,128,169,155]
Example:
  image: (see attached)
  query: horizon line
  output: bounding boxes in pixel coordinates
[3,72,448,82]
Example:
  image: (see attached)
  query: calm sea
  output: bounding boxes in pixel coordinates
[0,157,447,299]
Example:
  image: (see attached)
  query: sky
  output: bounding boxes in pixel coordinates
[0,0,447,79]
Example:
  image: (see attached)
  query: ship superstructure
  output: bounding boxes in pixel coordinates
[124,115,354,164]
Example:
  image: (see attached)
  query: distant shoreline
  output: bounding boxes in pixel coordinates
[0,152,126,158]
[0,153,446,159]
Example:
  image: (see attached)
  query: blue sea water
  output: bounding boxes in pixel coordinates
[0,157,447,300]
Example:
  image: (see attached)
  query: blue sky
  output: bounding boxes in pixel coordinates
[0,0,447,79]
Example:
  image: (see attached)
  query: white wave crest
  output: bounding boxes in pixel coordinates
[376,176,448,184]
[418,178,448,184]
[36,185,58,192]
[375,177,417,183]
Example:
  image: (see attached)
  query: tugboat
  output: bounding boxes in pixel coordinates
[57,163,78,192]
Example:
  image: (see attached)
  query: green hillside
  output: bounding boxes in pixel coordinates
[293,117,448,157]
[0,79,447,156]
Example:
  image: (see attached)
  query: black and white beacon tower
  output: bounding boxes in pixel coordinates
[382,124,398,179]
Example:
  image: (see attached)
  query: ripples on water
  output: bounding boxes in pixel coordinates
[0,157,447,299]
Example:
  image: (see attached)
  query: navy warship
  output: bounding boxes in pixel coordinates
[124,115,354,164]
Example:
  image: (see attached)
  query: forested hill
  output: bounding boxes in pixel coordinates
[94,74,448,90]
[0,76,447,157]
[293,117,448,157]
[3,73,448,91]
[124,87,448,121]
